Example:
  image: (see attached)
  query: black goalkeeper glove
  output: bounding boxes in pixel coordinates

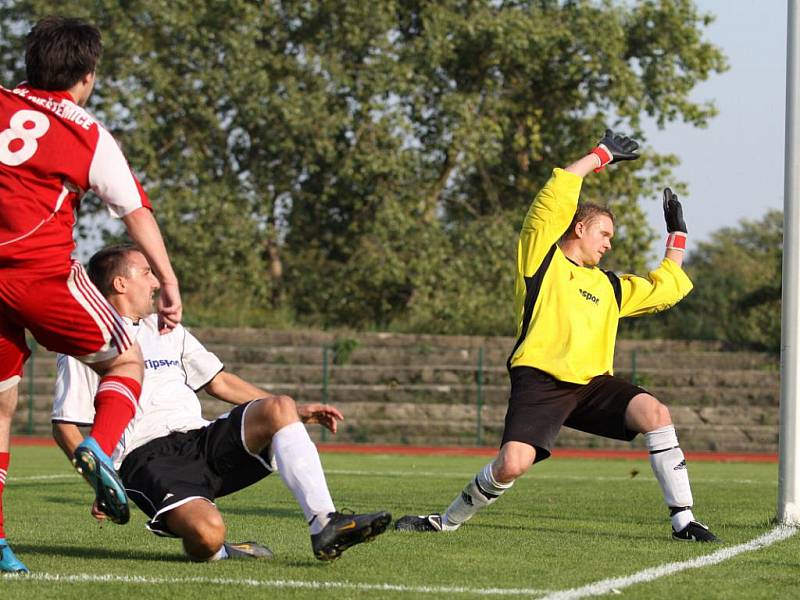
[591,129,640,172]
[663,187,687,251]
[663,187,687,233]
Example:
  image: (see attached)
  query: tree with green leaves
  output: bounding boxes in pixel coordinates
[0,1,726,332]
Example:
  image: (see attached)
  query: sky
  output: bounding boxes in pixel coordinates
[641,0,788,256]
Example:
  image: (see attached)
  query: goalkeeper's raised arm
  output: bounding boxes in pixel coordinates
[518,129,640,279]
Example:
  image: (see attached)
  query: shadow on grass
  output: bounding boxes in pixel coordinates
[217,506,299,519]
[469,522,660,541]
[12,543,187,563]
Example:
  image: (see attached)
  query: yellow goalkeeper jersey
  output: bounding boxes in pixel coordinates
[507,168,693,384]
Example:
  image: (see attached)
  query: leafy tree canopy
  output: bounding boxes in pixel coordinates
[0,0,726,332]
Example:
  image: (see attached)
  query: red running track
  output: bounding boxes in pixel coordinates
[11,436,778,463]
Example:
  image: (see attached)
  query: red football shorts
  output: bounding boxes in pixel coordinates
[0,259,133,388]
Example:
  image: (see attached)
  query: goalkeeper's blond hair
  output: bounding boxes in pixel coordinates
[563,202,615,239]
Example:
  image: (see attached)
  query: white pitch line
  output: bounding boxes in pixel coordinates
[538,525,798,600]
[0,572,552,597]
[8,474,74,482]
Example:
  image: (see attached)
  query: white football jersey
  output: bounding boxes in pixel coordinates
[52,314,223,468]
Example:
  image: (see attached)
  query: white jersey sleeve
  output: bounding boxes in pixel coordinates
[52,354,100,425]
[88,125,152,218]
[180,326,224,391]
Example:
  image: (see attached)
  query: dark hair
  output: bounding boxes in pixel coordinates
[87,245,137,296]
[563,202,616,238]
[25,16,102,90]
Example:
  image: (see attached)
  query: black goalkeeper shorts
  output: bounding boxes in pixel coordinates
[501,367,645,462]
[119,401,273,537]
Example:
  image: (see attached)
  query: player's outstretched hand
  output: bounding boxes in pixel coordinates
[591,129,640,172]
[158,281,182,334]
[597,129,640,163]
[663,187,687,233]
[298,403,344,434]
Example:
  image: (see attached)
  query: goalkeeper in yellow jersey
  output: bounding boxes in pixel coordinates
[396,130,719,543]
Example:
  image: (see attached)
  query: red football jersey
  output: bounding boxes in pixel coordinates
[0,84,152,276]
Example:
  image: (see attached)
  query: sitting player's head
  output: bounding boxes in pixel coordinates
[560,202,615,267]
[88,245,159,320]
[25,16,102,105]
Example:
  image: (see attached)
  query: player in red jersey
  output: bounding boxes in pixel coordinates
[0,17,182,573]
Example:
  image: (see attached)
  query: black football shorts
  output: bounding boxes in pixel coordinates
[119,401,273,536]
[501,367,646,462]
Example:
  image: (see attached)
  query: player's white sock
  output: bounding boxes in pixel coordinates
[442,462,514,529]
[206,544,229,561]
[645,425,695,530]
[271,421,336,535]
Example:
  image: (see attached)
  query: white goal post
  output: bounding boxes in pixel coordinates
[779,0,800,526]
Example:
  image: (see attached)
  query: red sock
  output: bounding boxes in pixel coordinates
[89,376,141,455]
[0,452,9,539]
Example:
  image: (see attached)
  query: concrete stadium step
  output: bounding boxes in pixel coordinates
[203,343,509,367]
[613,369,779,389]
[612,348,777,371]
[12,331,781,452]
[646,385,778,406]
[201,381,776,407]
[15,393,58,411]
[194,329,732,354]
[198,383,512,406]
[305,421,779,453]
[224,364,778,389]
[11,408,52,435]
[191,328,512,350]
[17,373,780,415]
[224,364,508,386]
[204,343,777,371]
[18,365,780,398]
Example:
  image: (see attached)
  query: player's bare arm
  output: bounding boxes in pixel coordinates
[121,207,182,333]
[203,371,274,405]
[52,422,84,459]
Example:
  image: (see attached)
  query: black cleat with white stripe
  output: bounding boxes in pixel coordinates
[672,520,721,542]
[395,513,445,532]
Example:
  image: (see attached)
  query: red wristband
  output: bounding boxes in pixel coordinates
[590,145,612,173]
[666,232,687,251]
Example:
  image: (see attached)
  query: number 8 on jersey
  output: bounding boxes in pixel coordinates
[0,110,50,166]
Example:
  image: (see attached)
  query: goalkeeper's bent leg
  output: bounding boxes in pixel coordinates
[646,425,696,531]
[442,462,515,529]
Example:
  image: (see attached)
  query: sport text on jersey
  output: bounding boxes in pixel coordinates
[579,289,600,305]
[144,358,181,370]
[12,87,94,130]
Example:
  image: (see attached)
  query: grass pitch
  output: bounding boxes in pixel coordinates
[1,445,797,599]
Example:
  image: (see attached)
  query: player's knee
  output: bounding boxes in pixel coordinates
[184,511,226,558]
[272,394,299,421]
[258,395,300,430]
[640,397,672,432]
[494,456,532,482]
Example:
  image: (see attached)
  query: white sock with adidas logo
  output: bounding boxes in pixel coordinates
[645,425,695,530]
[442,462,514,529]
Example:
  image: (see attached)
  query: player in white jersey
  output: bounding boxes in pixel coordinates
[52,246,391,562]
